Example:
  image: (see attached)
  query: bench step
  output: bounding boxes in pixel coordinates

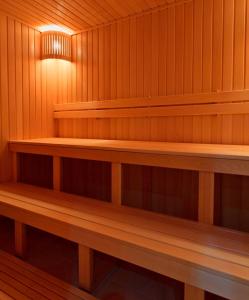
[0,249,96,300]
[0,182,249,299]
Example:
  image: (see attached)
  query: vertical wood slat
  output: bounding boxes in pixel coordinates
[12,151,26,258]
[0,14,56,181]
[198,172,215,224]
[112,163,122,205]
[184,285,205,300]
[14,221,26,258]
[53,156,61,191]
[12,152,19,182]
[191,171,215,297]
[78,244,93,291]
[56,1,249,147]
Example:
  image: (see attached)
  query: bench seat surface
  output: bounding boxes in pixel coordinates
[0,182,249,285]
[9,137,249,160]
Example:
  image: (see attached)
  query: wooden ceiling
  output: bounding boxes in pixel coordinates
[0,0,176,33]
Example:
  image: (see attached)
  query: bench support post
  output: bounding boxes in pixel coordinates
[53,156,61,191]
[185,285,205,300]
[12,152,19,182]
[186,172,215,297]
[12,152,26,258]
[15,221,26,258]
[198,171,215,224]
[78,245,93,291]
[112,163,122,205]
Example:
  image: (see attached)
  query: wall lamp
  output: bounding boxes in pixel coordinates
[41,31,72,61]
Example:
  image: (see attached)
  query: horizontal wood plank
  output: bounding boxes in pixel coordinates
[0,183,248,300]
[54,90,249,111]
[9,138,249,176]
[54,102,249,119]
[0,248,96,300]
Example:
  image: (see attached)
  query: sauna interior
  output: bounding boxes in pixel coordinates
[0,0,249,299]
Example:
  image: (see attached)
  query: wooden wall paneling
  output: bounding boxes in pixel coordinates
[136,15,144,98]
[35,30,42,135]
[41,49,48,137]
[198,172,215,224]
[71,34,77,103]
[15,21,23,139]
[214,173,249,234]
[22,25,30,139]
[45,58,57,137]
[12,152,19,183]
[112,163,122,205]
[53,156,61,191]
[0,13,55,182]
[29,27,36,138]
[92,28,99,101]
[222,0,234,91]
[124,19,131,99]
[202,0,213,93]
[54,0,249,147]
[117,21,123,98]
[82,31,88,102]
[110,22,117,100]
[246,0,249,89]
[144,13,152,98]
[193,0,203,93]
[87,30,93,102]
[7,18,17,141]
[0,15,10,182]
[151,11,159,97]
[19,153,53,189]
[104,25,111,100]
[233,0,246,90]
[76,33,83,102]
[175,3,184,95]
[98,26,104,101]
[158,8,167,96]
[183,0,193,94]
[212,0,223,92]
[167,5,175,95]
[122,165,198,221]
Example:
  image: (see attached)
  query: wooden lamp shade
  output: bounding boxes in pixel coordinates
[41,31,71,61]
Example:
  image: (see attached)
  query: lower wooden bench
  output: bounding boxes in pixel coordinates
[0,182,249,300]
[0,249,96,300]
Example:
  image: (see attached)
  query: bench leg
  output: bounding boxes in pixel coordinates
[78,245,93,291]
[15,221,26,258]
[185,284,205,300]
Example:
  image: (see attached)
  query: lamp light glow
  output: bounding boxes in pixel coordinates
[38,25,73,35]
[41,31,72,61]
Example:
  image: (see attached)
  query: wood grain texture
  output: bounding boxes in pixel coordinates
[56,0,249,147]
[215,173,249,233]
[184,285,205,300]
[0,0,183,33]
[122,164,198,220]
[0,249,96,300]
[0,14,55,183]
[0,182,249,299]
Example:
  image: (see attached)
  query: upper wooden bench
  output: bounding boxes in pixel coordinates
[0,182,248,300]
[9,137,249,176]
[0,248,96,300]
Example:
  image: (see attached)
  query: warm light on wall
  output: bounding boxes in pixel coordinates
[41,31,72,61]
